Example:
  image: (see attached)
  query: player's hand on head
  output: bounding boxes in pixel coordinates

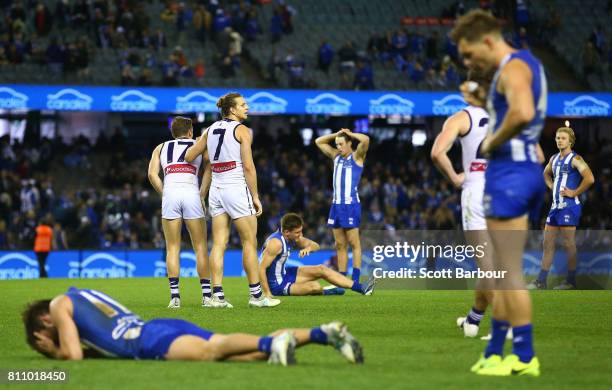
[34,331,57,355]
[460,81,486,108]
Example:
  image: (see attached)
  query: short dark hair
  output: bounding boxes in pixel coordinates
[449,9,502,43]
[217,92,242,118]
[281,213,303,232]
[22,299,53,357]
[170,116,192,138]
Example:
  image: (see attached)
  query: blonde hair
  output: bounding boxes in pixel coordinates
[449,9,502,43]
[556,127,575,147]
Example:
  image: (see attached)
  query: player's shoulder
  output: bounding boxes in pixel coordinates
[265,236,283,253]
[50,294,73,314]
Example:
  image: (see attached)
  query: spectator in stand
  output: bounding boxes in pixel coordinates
[244,9,260,42]
[338,41,357,73]
[33,2,52,36]
[318,41,334,74]
[270,8,283,43]
[354,62,374,90]
[194,59,206,80]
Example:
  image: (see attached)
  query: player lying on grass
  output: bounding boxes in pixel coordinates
[22,287,363,366]
[259,213,375,297]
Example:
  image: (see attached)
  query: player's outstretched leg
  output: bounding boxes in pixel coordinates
[294,265,376,296]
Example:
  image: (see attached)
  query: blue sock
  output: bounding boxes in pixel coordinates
[512,324,535,363]
[567,270,576,286]
[310,327,328,345]
[537,269,549,283]
[484,318,509,358]
[466,307,485,326]
[323,287,345,295]
[350,281,364,294]
[258,336,273,354]
[352,268,361,282]
[340,271,348,277]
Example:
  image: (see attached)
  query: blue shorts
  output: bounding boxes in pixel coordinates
[484,162,545,220]
[327,203,361,228]
[267,266,298,296]
[138,319,214,360]
[546,205,581,226]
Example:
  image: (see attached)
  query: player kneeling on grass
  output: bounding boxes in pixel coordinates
[259,213,375,297]
[22,287,363,365]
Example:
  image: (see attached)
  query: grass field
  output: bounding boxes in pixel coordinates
[1,278,611,390]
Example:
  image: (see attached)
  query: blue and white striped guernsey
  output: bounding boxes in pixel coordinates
[332,154,363,205]
[551,152,581,209]
[260,230,295,285]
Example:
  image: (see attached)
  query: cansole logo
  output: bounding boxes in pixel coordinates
[0,253,39,279]
[0,87,28,109]
[432,94,467,116]
[578,254,612,275]
[154,252,198,277]
[69,253,136,278]
[246,92,288,114]
[306,93,351,115]
[369,94,414,115]
[110,90,157,112]
[47,88,93,110]
[563,95,610,116]
[175,91,219,112]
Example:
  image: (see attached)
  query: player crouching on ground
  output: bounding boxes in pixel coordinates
[259,213,375,297]
[22,287,364,365]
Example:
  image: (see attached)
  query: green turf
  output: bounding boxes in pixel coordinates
[1,278,611,390]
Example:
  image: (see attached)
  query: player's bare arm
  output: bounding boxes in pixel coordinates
[237,124,262,216]
[543,156,554,190]
[561,156,595,197]
[185,130,208,163]
[339,128,369,164]
[147,144,163,195]
[200,149,212,201]
[295,236,320,258]
[34,295,83,360]
[259,239,282,297]
[315,132,341,159]
[431,110,470,189]
[481,60,535,154]
[536,143,546,164]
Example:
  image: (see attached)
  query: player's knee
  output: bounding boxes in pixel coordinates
[335,240,348,252]
[562,238,575,250]
[316,265,327,277]
[308,282,323,294]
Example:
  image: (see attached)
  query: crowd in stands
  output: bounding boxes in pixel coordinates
[3,0,607,90]
[1,121,611,250]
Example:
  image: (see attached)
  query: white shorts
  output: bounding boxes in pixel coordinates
[461,184,486,231]
[162,187,205,220]
[209,185,255,220]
